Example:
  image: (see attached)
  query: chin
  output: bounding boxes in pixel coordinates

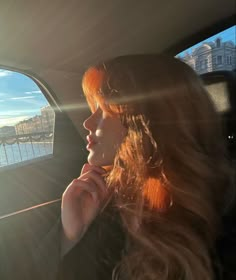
[88,154,113,167]
[87,155,104,167]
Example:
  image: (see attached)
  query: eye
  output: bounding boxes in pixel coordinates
[92,106,103,118]
[92,102,101,113]
[95,102,99,109]
[96,106,102,114]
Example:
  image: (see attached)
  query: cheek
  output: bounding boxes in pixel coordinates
[114,126,127,147]
[96,117,127,145]
[95,129,103,137]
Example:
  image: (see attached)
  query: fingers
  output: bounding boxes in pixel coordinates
[79,171,107,196]
[64,170,107,202]
[70,179,100,203]
[81,163,106,176]
[63,163,108,206]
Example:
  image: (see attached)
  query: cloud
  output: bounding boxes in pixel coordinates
[0,95,38,102]
[24,90,42,94]
[10,96,36,100]
[0,70,12,78]
[0,115,30,127]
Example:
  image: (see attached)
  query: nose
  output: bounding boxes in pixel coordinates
[83,113,97,131]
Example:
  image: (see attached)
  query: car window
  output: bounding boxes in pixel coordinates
[0,69,55,168]
[176,25,236,74]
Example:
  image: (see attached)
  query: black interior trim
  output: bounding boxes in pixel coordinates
[166,15,236,56]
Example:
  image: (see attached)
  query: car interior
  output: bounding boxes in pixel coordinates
[0,0,235,278]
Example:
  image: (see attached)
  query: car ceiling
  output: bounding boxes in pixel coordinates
[0,0,235,135]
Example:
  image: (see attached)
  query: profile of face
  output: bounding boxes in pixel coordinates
[83,107,127,166]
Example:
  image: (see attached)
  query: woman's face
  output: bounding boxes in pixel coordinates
[83,107,127,166]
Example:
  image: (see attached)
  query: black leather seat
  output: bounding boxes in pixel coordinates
[201,71,236,280]
[201,71,236,162]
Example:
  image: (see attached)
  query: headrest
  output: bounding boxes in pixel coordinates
[201,71,236,161]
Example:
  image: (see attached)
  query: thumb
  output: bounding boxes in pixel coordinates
[80,163,106,176]
[81,163,90,175]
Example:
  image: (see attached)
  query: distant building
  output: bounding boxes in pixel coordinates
[15,105,55,135]
[0,126,16,137]
[41,105,55,132]
[15,120,25,135]
[179,37,236,74]
[15,116,43,135]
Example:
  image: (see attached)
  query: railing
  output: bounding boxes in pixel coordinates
[0,132,54,167]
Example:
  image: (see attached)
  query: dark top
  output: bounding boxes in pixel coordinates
[0,202,126,280]
[0,200,235,280]
[57,204,126,280]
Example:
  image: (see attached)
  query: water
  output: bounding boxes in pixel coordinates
[0,142,53,167]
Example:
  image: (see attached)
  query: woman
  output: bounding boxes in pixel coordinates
[60,54,233,280]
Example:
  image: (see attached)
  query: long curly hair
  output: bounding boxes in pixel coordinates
[82,54,232,280]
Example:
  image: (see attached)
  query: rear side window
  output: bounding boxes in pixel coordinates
[0,69,55,168]
[176,25,236,74]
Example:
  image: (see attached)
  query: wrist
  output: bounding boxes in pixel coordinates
[60,225,88,258]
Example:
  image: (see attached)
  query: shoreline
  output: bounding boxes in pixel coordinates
[0,142,53,145]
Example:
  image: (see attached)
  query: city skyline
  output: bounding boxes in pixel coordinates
[0,104,51,128]
[0,105,55,137]
[0,71,49,128]
[177,25,235,57]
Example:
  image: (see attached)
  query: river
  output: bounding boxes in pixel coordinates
[0,142,53,167]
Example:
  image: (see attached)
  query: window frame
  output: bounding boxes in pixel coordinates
[165,15,235,57]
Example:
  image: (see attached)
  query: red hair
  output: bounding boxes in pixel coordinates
[82,55,232,280]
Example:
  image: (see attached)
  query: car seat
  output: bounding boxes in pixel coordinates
[201,70,236,280]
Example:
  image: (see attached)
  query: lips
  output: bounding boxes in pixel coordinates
[86,135,97,150]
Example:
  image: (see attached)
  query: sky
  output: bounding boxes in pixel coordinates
[177,25,235,57]
[0,26,235,129]
[0,71,49,128]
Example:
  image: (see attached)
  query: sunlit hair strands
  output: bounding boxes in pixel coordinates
[82,54,232,280]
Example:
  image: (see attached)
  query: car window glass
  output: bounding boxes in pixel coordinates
[0,69,55,168]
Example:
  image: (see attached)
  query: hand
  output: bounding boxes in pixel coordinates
[61,164,107,241]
